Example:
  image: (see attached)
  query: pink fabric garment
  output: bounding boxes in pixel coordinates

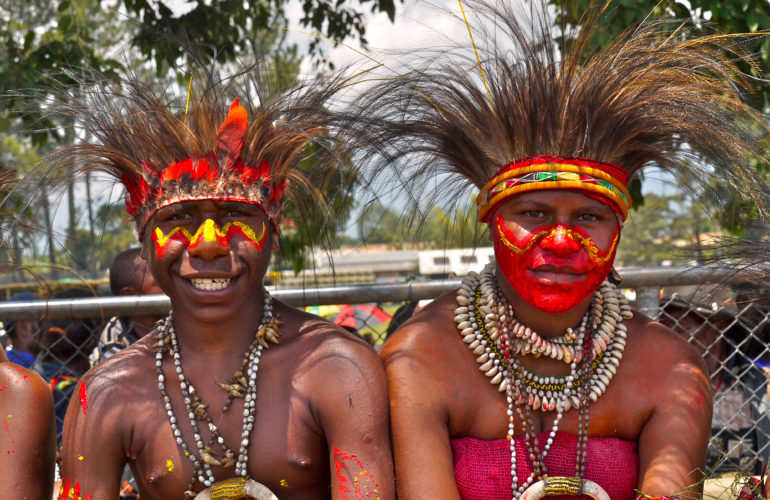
[451,431,638,500]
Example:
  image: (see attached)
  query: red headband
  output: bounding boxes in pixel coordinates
[121,99,285,237]
[476,156,631,222]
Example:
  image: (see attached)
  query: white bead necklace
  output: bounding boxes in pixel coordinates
[156,290,278,498]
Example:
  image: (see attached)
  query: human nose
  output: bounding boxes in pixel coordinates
[539,225,582,257]
[187,219,230,260]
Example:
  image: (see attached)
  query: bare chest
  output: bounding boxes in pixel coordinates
[127,369,331,499]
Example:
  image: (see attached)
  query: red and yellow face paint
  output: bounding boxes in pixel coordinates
[151,219,266,259]
[493,212,619,313]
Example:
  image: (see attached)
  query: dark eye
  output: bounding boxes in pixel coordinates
[522,210,546,218]
[226,210,247,218]
[164,211,191,222]
[576,213,600,222]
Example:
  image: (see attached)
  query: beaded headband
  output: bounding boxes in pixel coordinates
[121,99,285,238]
[476,156,631,223]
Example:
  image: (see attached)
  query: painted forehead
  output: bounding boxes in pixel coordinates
[477,156,630,222]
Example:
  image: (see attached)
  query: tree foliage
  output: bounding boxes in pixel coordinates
[615,192,714,267]
[125,0,398,73]
[550,0,770,236]
[551,0,770,110]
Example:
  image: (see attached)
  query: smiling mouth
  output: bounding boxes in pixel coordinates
[190,278,231,291]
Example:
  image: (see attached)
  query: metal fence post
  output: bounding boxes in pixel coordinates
[635,286,660,320]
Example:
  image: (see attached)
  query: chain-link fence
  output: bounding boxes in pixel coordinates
[1,266,769,477]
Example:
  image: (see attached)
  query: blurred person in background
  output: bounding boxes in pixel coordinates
[2,291,42,369]
[40,319,98,444]
[90,247,163,365]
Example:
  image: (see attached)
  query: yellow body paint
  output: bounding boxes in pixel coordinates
[152,219,266,258]
[496,224,618,265]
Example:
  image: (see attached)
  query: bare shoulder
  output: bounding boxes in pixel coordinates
[275,300,381,367]
[620,309,710,407]
[77,335,158,417]
[624,309,706,369]
[0,361,53,419]
[381,291,461,373]
[0,363,56,500]
[382,292,459,357]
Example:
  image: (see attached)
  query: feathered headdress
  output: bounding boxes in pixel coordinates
[349,0,770,223]
[45,64,346,239]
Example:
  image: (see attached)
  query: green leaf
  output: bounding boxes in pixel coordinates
[58,15,73,33]
[746,11,759,32]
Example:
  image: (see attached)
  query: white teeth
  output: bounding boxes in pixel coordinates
[190,278,231,291]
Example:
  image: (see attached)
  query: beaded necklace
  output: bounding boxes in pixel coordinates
[155,290,281,499]
[454,262,633,498]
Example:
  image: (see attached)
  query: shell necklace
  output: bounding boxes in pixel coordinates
[454,262,633,498]
[454,262,632,409]
[155,290,282,499]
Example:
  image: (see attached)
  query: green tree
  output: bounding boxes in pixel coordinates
[551,0,770,110]
[356,200,407,246]
[615,192,713,267]
[420,206,490,250]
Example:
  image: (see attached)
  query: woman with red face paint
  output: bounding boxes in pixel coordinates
[348,1,770,498]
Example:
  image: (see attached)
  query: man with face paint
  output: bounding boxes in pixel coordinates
[51,68,394,499]
[360,1,770,499]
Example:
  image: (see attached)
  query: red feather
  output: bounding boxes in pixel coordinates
[216,98,248,170]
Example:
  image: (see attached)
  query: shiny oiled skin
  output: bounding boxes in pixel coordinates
[60,201,394,499]
[0,350,57,500]
[382,291,712,499]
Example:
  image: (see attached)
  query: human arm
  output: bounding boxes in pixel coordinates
[636,323,712,497]
[310,334,395,500]
[0,362,56,500]
[60,368,130,498]
[381,304,463,500]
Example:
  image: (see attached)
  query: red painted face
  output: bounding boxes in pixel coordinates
[492,194,619,313]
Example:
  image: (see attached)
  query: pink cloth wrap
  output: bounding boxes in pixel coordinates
[451,431,638,500]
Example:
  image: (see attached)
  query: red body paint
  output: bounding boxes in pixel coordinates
[59,478,91,500]
[152,220,266,259]
[3,420,14,444]
[494,213,618,313]
[79,382,88,415]
[333,446,381,499]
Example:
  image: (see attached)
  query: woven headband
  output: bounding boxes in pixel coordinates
[476,156,631,222]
